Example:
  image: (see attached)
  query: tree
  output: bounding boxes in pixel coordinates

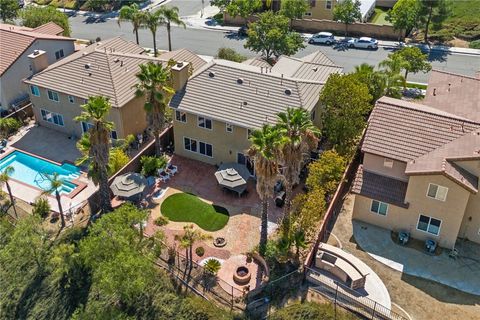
[320,73,372,155]
[135,62,175,156]
[386,0,421,39]
[204,258,221,275]
[226,0,262,25]
[32,197,51,219]
[142,10,165,57]
[118,3,145,45]
[108,148,129,177]
[248,124,283,255]
[217,47,247,62]
[392,46,432,80]
[418,0,450,43]
[280,0,308,28]
[158,6,186,52]
[245,11,305,62]
[20,6,71,36]
[0,166,16,218]
[211,0,232,11]
[379,54,406,97]
[306,150,346,194]
[42,173,66,228]
[75,96,114,213]
[174,224,211,267]
[332,0,361,36]
[0,117,21,139]
[0,0,19,23]
[276,108,319,225]
[351,63,385,103]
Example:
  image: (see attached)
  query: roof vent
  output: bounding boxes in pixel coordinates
[285,88,292,95]
[33,50,40,56]
[84,63,91,69]
[208,71,215,78]
[237,78,244,84]
[113,58,120,63]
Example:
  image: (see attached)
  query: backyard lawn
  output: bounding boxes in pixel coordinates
[369,7,392,26]
[161,193,229,231]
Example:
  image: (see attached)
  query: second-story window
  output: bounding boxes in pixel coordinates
[427,183,448,201]
[326,0,332,9]
[30,85,40,97]
[198,116,212,130]
[47,90,59,102]
[175,111,187,123]
[226,123,233,133]
[55,49,65,60]
[68,95,75,103]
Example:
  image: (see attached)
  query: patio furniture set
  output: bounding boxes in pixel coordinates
[214,163,251,197]
[397,231,439,255]
[157,163,178,183]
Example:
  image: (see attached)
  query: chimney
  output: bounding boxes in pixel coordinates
[171,61,189,91]
[28,50,48,74]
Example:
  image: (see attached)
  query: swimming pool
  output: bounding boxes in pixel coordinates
[0,151,80,195]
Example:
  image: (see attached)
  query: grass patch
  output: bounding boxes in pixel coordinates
[431,0,480,42]
[161,193,229,231]
[406,82,427,90]
[369,7,391,26]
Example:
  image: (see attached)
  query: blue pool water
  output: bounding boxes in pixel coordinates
[0,151,80,195]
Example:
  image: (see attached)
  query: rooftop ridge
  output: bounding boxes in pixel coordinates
[430,68,480,82]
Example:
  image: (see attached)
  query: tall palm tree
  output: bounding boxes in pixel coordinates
[352,63,386,103]
[174,224,211,267]
[118,3,145,45]
[74,96,114,213]
[158,6,186,52]
[276,108,320,226]
[0,166,17,218]
[42,173,66,228]
[135,62,175,156]
[248,124,284,255]
[142,10,165,57]
[379,56,406,98]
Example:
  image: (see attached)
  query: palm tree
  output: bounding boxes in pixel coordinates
[142,10,165,57]
[248,124,284,255]
[118,3,145,45]
[135,62,175,156]
[74,96,114,213]
[158,6,186,52]
[276,108,320,226]
[42,173,66,228]
[0,166,17,218]
[174,224,211,267]
[352,63,385,103]
[379,56,406,98]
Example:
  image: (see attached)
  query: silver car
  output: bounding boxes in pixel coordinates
[347,37,378,49]
[308,32,335,45]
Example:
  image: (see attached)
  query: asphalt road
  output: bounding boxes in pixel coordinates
[68,10,480,83]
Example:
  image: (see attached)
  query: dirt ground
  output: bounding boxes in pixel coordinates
[327,195,480,320]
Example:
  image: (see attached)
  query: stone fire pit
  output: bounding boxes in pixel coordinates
[213,237,227,248]
[233,266,251,285]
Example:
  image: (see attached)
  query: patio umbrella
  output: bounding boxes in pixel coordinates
[214,163,250,189]
[110,172,147,200]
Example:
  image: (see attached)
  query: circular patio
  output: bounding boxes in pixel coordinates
[217,255,262,297]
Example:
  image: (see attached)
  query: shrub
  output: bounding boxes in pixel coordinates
[140,155,167,176]
[470,40,480,49]
[270,301,356,320]
[306,150,346,195]
[32,197,51,218]
[217,47,247,62]
[0,118,21,138]
[203,258,221,275]
[154,215,169,226]
[195,246,205,257]
[108,148,130,176]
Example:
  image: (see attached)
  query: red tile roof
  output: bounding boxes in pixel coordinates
[31,22,64,36]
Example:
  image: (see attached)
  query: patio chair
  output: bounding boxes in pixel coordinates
[157,169,170,182]
[167,163,178,175]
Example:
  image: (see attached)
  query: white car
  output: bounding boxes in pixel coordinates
[347,37,378,49]
[308,32,335,45]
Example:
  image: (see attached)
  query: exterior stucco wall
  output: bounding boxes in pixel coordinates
[363,152,408,181]
[117,97,148,138]
[0,39,75,110]
[460,193,480,244]
[305,0,336,20]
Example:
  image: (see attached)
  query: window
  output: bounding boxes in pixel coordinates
[82,121,117,139]
[198,116,212,129]
[175,111,187,123]
[326,0,332,9]
[417,214,442,235]
[370,200,388,216]
[184,137,197,152]
[55,49,64,60]
[427,183,448,201]
[304,12,312,16]
[226,123,233,133]
[41,109,64,126]
[30,85,40,97]
[111,130,118,140]
[309,0,316,7]
[199,142,213,157]
[247,129,253,139]
[384,158,394,168]
[68,95,75,103]
[47,90,59,102]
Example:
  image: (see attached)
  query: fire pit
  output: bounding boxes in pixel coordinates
[233,266,251,285]
[213,237,227,248]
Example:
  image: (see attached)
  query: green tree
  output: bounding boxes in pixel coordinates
[0,166,16,218]
[216,47,247,62]
[248,124,283,255]
[203,258,221,275]
[280,0,308,28]
[386,0,421,39]
[332,0,361,36]
[20,6,71,36]
[32,197,51,219]
[118,3,145,45]
[158,6,186,52]
[135,62,175,156]
[0,118,21,139]
[226,0,262,25]
[108,148,130,176]
[0,0,19,23]
[419,0,450,43]
[245,11,305,62]
[320,73,371,155]
[351,63,385,103]
[142,10,164,57]
[211,0,232,11]
[379,54,406,97]
[392,46,432,80]
[306,150,346,194]
[42,173,67,228]
[174,224,211,266]
[271,301,356,320]
[75,96,114,213]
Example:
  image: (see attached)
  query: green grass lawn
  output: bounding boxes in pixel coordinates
[431,0,480,42]
[370,7,392,26]
[161,193,229,231]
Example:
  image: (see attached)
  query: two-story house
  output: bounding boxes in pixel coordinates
[351,70,480,249]
[0,22,75,112]
[170,51,343,171]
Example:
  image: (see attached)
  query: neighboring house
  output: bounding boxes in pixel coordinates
[303,0,376,22]
[352,71,480,249]
[24,37,207,140]
[0,23,75,111]
[170,51,342,170]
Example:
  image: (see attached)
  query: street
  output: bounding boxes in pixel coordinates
[67,0,480,83]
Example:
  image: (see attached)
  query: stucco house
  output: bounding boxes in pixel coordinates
[24,37,206,140]
[0,22,75,112]
[303,0,376,22]
[170,51,342,171]
[352,70,480,249]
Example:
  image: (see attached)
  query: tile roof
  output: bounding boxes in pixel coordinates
[351,165,409,208]
[170,58,327,129]
[0,23,74,76]
[31,22,64,36]
[362,96,480,163]
[158,48,207,71]
[424,69,480,123]
[243,57,271,68]
[300,50,338,66]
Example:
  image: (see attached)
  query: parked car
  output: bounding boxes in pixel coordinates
[308,32,335,45]
[347,37,378,49]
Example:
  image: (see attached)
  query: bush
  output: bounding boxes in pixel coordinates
[270,301,356,320]
[195,246,205,257]
[154,215,169,226]
[470,40,480,49]
[0,118,21,138]
[32,197,51,219]
[140,155,167,177]
[108,148,130,176]
[203,258,221,275]
[306,150,346,195]
[216,47,247,62]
